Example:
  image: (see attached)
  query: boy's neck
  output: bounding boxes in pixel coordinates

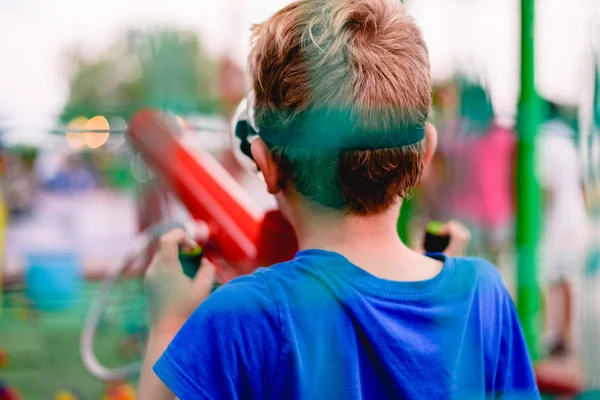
[296,204,403,254]
[290,200,443,282]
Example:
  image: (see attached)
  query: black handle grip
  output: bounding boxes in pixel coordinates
[178,245,203,279]
[423,222,450,253]
[178,245,221,292]
[423,231,450,253]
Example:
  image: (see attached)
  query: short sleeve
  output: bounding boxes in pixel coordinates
[494,289,541,399]
[153,272,282,400]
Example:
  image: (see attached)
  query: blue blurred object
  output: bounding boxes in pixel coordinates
[45,167,97,193]
[25,251,82,311]
[585,248,600,278]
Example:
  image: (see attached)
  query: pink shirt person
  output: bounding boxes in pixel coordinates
[445,123,516,230]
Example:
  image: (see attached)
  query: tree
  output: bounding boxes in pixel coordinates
[60,28,221,124]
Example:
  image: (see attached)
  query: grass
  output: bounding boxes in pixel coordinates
[0,279,145,399]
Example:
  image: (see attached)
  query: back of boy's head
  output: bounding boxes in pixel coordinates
[249,0,431,215]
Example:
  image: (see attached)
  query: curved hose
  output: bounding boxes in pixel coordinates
[80,221,186,381]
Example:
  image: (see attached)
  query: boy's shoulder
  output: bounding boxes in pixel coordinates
[454,257,512,309]
[451,256,502,279]
[198,259,301,316]
[218,255,505,288]
[204,256,507,312]
[445,256,508,297]
[205,267,278,310]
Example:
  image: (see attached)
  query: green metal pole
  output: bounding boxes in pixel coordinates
[516,0,542,361]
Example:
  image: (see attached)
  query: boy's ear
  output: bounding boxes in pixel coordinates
[251,138,282,195]
[423,122,438,169]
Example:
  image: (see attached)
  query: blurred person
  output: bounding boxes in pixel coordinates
[432,81,459,131]
[443,84,516,264]
[0,152,38,218]
[0,152,6,294]
[416,82,459,223]
[537,100,587,357]
[218,55,246,119]
[138,1,539,399]
[410,81,459,250]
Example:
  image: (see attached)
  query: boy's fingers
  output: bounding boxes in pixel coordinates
[444,220,459,234]
[446,220,471,241]
[179,238,199,253]
[159,228,187,244]
[190,258,217,304]
[194,258,216,284]
[445,220,471,256]
[158,228,189,262]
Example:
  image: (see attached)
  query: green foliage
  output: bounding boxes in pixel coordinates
[8,145,38,167]
[60,28,220,124]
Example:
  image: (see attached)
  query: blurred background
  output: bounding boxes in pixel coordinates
[0,0,599,398]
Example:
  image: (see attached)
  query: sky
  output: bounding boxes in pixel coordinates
[0,0,597,144]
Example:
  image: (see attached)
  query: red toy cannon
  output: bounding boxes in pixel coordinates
[127,109,299,281]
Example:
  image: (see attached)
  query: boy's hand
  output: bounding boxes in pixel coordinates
[442,220,471,257]
[144,228,216,334]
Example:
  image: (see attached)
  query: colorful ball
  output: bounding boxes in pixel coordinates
[104,382,135,400]
[54,389,80,400]
[0,385,21,400]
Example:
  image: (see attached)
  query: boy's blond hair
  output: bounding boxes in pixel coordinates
[249,0,431,215]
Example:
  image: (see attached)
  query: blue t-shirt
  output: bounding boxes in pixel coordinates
[154,250,540,399]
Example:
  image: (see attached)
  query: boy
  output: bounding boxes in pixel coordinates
[139,1,539,398]
[442,83,515,265]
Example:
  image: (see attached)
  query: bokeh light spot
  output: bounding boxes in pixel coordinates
[66,116,88,149]
[84,115,110,149]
